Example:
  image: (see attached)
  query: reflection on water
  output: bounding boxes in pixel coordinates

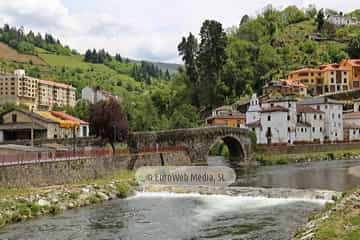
[208,156,360,191]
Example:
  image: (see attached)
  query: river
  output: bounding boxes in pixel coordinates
[1,158,360,240]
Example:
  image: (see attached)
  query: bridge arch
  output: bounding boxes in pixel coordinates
[128,127,255,166]
[208,135,245,162]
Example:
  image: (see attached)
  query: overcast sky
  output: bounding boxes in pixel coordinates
[0,0,358,63]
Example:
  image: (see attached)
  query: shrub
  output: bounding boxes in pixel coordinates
[248,131,257,150]
[88,195,102,204]
[69,191,80,200]
[28,203,41,215]
[116,183,130,198]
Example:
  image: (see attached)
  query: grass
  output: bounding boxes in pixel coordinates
[256,148,360,165]
[71,169,135,186]
[293,186,360,240]
[39,53,115,73]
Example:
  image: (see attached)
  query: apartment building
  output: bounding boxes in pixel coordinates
[288,63,351,96]
[340,59,360,89]
[0,70,76,110]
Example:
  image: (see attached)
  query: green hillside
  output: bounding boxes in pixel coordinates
[0,5,359,131]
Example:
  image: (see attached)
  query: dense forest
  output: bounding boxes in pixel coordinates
[0,24,75,55]
[179,5,360,112]
[0,5,359,132]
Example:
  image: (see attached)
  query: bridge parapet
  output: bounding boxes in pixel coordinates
[128,126,254,165]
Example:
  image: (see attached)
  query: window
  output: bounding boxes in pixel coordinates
[287,115,290,121]
[252,128,255,132]
[344,78,347,84]
[288,103,291,108]
[332,113,335,119]
[331,78,334,83]
[288,127,291,132]
[338,114,341,119]
[268,115,271,121]
[320,115,322,120]
[11,114,17,122]
[301,128,304,133]
[313,127,315,132]
[320,127,323,132]
[314,114,317,120]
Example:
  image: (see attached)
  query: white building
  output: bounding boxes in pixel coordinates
[298,97,343,142]
[296,105,325,143]
[81,86,118,104]
[327,15,359,26]
[246,95,297,144]
[343,112,360,141]
[246,95,333,144]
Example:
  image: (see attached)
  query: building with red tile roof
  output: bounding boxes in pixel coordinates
[0,69,76,111]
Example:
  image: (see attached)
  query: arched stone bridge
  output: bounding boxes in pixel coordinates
[128,126,255,166]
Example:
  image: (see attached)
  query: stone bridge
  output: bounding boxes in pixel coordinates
[128,126,255,166]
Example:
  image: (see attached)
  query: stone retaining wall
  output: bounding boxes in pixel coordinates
[0,151,191,188]
[257,142,360,155]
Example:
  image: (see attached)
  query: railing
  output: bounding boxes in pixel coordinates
[0,146,184,166]
[0,148,129,166]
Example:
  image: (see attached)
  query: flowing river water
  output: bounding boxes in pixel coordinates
[1,158,360,240]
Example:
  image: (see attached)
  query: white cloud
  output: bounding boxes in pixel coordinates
[0,0,359,63]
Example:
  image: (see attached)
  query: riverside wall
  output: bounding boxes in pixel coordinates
[0,151,191,188]
[256,142,360,155]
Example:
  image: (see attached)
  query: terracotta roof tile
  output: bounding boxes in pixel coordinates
[246,120,261,127]
[296,105,324,113]
[260,105,289,113]
[39,79,75,90]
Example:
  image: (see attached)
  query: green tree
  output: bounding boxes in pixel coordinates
[348,36,360,58]
[316,9,325,32]
[197,20,227,110]
[282,6,306,24]
[169,104,200,129]
[178,32,200,107]
[240,15,250,25]
[305,4,317,18]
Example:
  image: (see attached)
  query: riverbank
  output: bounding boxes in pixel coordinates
[292,186,360,240]
[0,170,135,229]
[256,148,360,165]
